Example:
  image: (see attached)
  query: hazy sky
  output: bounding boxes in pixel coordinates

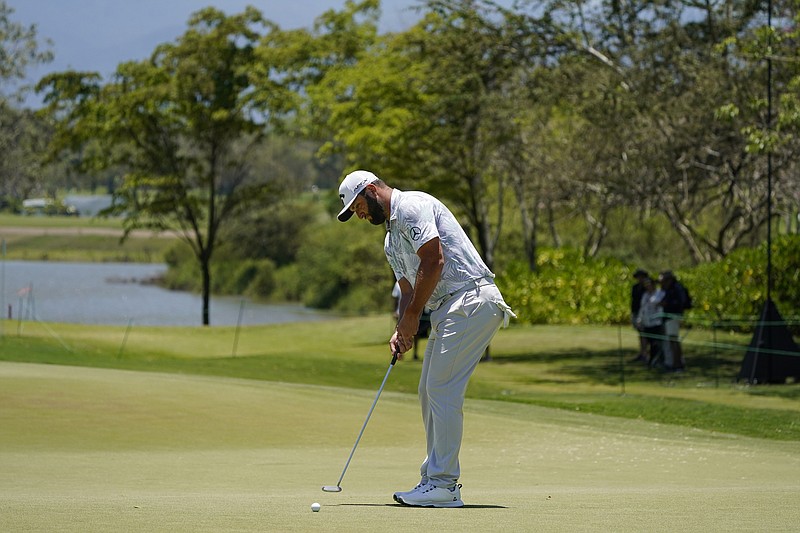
[9,0,424,107]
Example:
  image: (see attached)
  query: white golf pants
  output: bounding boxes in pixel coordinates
[417,280,513,488]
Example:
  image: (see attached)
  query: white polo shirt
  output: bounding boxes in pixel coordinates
[384,189,494,311]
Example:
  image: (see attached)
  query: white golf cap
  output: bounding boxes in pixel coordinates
[337,170,379,222]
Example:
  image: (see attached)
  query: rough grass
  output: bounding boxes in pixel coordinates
[0,213,123,229]
[1,316,798,441]
[0,233,172,262]
[0,214,175,262]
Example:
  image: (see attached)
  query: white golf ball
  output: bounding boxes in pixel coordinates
[311,502,321,512]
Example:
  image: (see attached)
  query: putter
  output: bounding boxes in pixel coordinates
[322,351,399,493]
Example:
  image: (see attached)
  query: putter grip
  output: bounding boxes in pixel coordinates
[391,351,398,365]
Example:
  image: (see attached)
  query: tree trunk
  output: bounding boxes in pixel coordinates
[520,199,539,272]
[201,256,211,326]
[660,199,712,264]
[548,204,562,248]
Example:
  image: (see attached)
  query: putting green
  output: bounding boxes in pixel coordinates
[0,361,798,532]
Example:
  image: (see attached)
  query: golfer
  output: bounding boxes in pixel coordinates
[337,169,516,507]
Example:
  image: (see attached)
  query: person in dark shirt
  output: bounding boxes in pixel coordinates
[659,270,686,372]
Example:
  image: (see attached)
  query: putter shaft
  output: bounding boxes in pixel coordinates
[323,353,398,492]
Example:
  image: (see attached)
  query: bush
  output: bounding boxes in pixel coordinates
[224,259,261,294]
[497,248,630,325]
[295,219,393,313]
[161,242,199,291]
[497,236,800,330]
[272,264,304,302]
[160,208,799,327]
[681,235,800,331]
[219,200,316,267]
[243,260,277,299]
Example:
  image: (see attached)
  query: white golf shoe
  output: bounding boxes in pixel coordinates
[394,482,464,508]
[392,480,427,502]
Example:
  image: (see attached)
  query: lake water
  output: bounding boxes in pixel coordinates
[0,260,332,327]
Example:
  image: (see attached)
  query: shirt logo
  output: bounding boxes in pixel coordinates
[410,226,422,241]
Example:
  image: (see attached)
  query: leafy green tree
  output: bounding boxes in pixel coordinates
[0,1,52,204]
[37,7,292,325]
[717,0,800,237]
[305,0,536,270]
[252,0,381,135]
[0,106,51,204]
[295,212,393,313]
[0,0,52,103]
[537,0,785,263]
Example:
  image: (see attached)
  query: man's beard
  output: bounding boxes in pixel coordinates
[365,191,386,225]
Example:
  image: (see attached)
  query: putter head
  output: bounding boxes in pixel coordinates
[321,485,342,493]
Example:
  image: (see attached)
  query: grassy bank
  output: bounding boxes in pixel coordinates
[0,232,173,262]
[1,316,797,441]
[0,213,122,229]
[0,214,175,262]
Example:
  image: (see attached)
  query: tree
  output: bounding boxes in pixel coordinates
[37,7,291,325]
[492,11,575,270]
[536,0,788,263]
[304,0,536,270]
[0,1,52,205]
[719,0,800,237]
[252,0,381,148]
[0,0,52,104]
[0,105,51,204]
[404,0,525,270]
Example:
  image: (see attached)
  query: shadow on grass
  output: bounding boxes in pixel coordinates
[338,503,508,509]
[490,345,745,388]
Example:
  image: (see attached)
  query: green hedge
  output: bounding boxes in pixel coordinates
[498,236,800,331]
[680,235,800,330]
[161,222,799,330]
[293,220,393,314]
[161,243,278,300]
[497,249,631,325]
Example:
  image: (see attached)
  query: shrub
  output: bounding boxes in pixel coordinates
[295,219,393,313]
[225,259,262,294]
[498,237,800,330]
[681,235,800,332]
[243,259,277,299]
[271,264,304,302]
[497,248,631,325]
[219,201,316,267]
[161,242,199,291]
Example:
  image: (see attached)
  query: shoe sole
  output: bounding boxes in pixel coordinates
[394,494,464,508]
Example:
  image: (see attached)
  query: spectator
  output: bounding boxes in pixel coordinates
[658,270,688,372]
[631,269,649,361]
[635,276,665,365]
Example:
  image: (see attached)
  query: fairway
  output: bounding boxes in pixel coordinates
[1,361,798,532]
